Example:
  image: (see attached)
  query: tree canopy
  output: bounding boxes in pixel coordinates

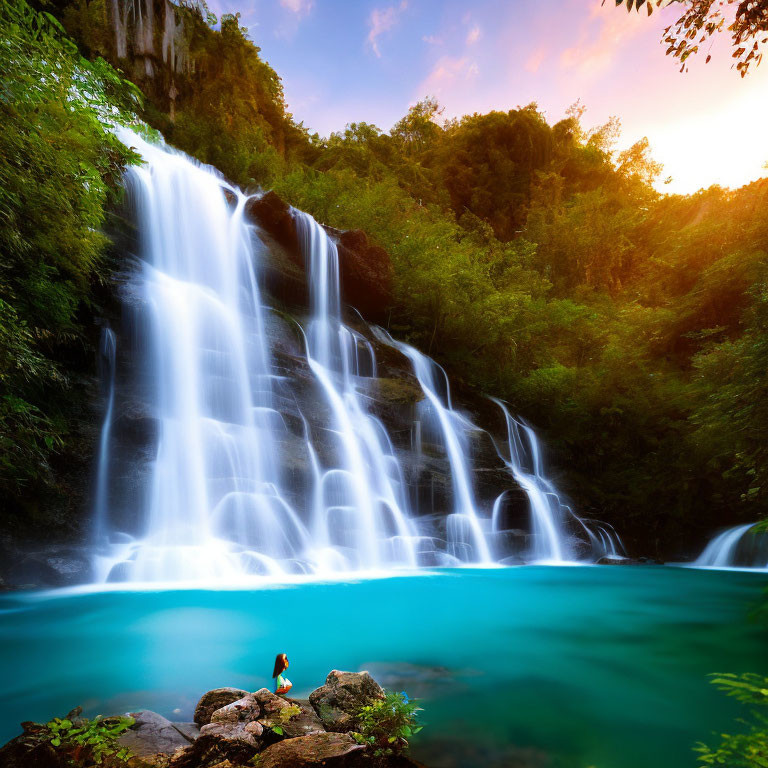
[609,0,768,75]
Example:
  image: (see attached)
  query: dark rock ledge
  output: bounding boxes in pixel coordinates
[245,192,394,323]
[0,671,426,768]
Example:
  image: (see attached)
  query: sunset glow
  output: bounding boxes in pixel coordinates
[207,0,768,194]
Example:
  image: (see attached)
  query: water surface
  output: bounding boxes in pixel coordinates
[0,567,766,768]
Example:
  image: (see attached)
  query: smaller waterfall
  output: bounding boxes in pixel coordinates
[372,329,491,563]
[491,398,624,563]
[93,328,116,544]
[294,212,420,571]
[694,523,768,569]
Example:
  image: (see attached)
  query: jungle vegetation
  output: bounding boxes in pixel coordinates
[2,0,767,558]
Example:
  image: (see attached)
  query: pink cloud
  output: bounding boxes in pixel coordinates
[418,55,480,99]
[368,1,408,58]
[466,24,481,45]
[560,5,648,77]
[280,0,313,16]
[526,46,546,73]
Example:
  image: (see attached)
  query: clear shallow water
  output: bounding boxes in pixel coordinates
[0,567,766,768]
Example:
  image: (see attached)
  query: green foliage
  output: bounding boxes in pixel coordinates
[16,0,768,556]
[269,99,768,553]
[24,710,134,766]
[57,1,316,188]
[351,690,423,757]
[0,0,137,521]
[695,673,768,766]
[691,274,768,507]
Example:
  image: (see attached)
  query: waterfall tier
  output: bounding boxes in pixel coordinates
[694,524,768,570]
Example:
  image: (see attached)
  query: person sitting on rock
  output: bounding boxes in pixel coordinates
[273,652,293,695]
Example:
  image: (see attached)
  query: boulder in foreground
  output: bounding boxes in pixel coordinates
[309,670,385,732]
[257,731,364,768]
[194,688,249,726]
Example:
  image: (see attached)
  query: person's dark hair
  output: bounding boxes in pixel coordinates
[272,653,288,678]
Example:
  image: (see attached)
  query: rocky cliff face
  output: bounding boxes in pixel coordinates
[57,0,193,113]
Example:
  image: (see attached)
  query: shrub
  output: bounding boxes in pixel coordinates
[351,690,423,757]
[694,673,768,767]
[22,708,135,765]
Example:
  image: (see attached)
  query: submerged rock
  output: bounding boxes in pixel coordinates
[309,670,385,733]
[595,555,650,565]
[194,688,249,726]
[257,732,364,768]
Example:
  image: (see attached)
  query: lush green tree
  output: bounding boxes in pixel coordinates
[0,0,137,524]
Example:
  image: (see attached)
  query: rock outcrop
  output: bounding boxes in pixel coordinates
[118,709,196,758]
[309,670,385,733]
[0,671,423,767]
[328,228,394,323]
[245,192,300,257]
[245,192,394,321]
[257,732,364,768]
[194,688,250,726]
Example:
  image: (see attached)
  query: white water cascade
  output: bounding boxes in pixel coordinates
[93,129,623,582]
[93,327,116,544]
[96,127,307,581]
[694,523,768,569]
[491,398,624,563]
[294,212,420,571]
[371,328,491,563]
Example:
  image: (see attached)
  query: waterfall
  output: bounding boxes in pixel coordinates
[294,212,419,570]
[93,327,116,544]
[97,127,307,581]
[694,523,768,569]
[371,328,491,563]
[490,398,624,563]
[92,128,623,582]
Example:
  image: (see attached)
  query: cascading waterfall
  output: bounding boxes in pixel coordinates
[93,128,623,582]
[694,523,768,569]
[294,212,420,571]
[491,398,567,561]
[371,328,491,563]
[490,398,624,563]
[96,127,307,581]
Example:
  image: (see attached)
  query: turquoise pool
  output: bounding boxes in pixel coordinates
[0,566,766,767]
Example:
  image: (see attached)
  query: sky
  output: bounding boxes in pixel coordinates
[205,0,768,194]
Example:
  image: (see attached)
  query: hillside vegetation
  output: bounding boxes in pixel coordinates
[3,0,767,555]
